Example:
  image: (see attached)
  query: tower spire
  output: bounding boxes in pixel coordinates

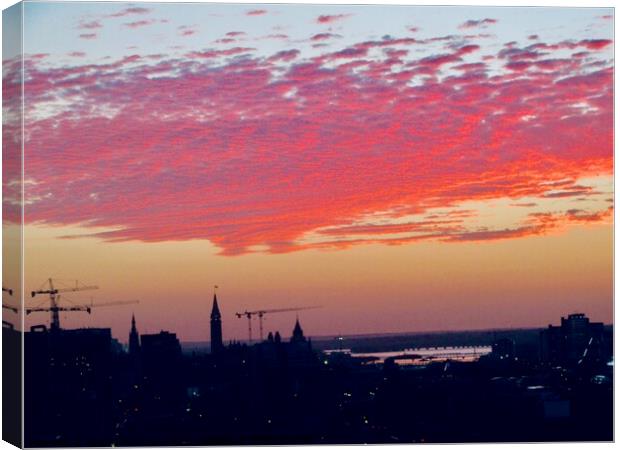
[210,288,223,354]
[129,313,140,356]
[291,316,306,343]
[211,293,221,319]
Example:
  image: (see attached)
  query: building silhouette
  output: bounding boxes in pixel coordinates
[24,326,117,446]
[251,317,317,372]
[141,330,182,360]
[290,317,305,344]
[2,323,21,446]
[139,330,184,406]
[20,306,613,446]
[540,313,607,366]
[210,293,224,354]
[129,313,140,356]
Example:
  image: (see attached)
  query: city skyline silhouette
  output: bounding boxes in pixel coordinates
[1,2,613,446]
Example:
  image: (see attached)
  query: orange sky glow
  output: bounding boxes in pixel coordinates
[2,4,613,343]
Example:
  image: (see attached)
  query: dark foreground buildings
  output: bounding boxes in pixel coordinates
[23,306,613,447]
[540,313,609,366]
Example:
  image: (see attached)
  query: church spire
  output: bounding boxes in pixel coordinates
[211,293,221,320]
[129,313,140,356]
[291,317,306,343]
[210,290,223,354]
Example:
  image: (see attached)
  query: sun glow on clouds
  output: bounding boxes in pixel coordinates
[3,6,613,258]
[297,177,613,249]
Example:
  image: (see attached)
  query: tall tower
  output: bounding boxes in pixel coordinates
[129,313,140,356]
[210,293,224,354]
[291,317,306,343]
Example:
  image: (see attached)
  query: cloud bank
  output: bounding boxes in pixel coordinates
[3,20,613,255]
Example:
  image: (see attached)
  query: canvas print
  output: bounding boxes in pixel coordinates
[2,2,614,447]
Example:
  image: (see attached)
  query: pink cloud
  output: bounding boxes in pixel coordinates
[311,33,341,41]
[78,33,97,40]
[124,19,156,28]
[319,219,464,236]
[246,9,267,16]
[565,207,613,222]
[442,208,611,243]
[268,49,300,62]
[316,14,351,24]
[323,46,368,60]
[578,39,613,50]
[178,26,197,37]
[78,20,102,30]
[542,186,598,198]
[109,7,151,18]
[459,18,497,29]
[186,47,255,59]
[8,32,612,255]
[262,34,289,40]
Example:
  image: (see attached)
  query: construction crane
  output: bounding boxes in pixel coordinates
[30,279,98,331]
[235,306,321,342]
[29,278,138,331]
[2,304,18,313]
[26,299,139,326]
[2,286,17,313]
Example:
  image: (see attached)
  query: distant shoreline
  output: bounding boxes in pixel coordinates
[181,324,613,354]
[181,323,613,346]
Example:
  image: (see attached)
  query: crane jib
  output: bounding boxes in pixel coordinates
[28,278,137,331]
[234,305,323,342]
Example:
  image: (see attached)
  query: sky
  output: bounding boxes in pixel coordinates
[2,3,614,343]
